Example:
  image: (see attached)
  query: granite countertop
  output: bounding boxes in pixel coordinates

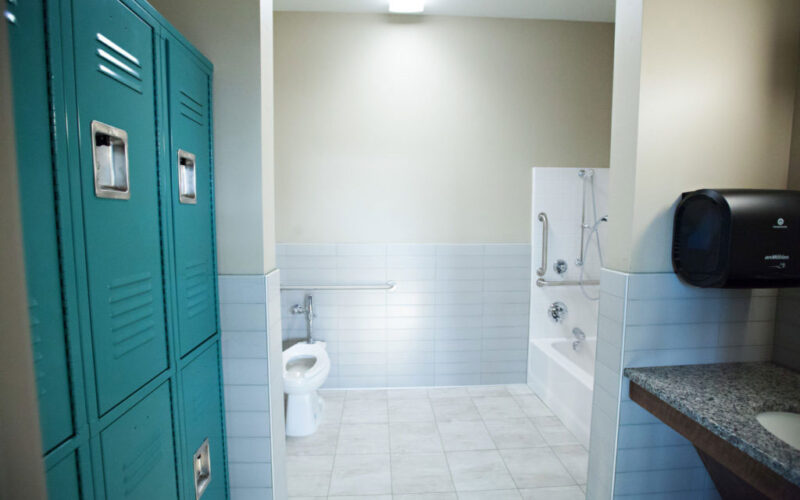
[624,362,800,486]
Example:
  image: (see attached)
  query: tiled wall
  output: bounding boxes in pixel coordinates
[774,288,800,371]
[587,270,776,500]
[277,243,531,388]
[219,272,287,500]
[529,167,609,343]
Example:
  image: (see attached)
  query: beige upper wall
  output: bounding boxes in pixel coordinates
[150,0,277,274]
[274,12,613,243]
[606,0,800,273]
[789,35,800,190]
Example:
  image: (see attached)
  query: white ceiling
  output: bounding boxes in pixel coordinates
[273,0,616,23]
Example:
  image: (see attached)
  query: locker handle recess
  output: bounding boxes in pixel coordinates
[178,149,197,204]
[91,120,130,200]
[193,438,211,499]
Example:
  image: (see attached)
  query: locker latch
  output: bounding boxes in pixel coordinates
[193,438,211,499]
[178,149,197,204]
[91,120,130,200]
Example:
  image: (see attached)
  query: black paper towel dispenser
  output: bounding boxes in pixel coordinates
[672,189,800,288]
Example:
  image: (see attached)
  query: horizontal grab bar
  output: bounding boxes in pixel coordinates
[536,278,599,288]
[280,281,397,291]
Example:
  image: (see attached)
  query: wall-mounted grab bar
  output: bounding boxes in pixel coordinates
[536,278,599,288]
[280,281,397,291]
[536,212,548,277]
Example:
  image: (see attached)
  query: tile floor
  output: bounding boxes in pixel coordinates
[286,384,588,499]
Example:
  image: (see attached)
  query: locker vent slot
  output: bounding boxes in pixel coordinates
[185,260,210,319]
[109,272,156,358]
[122,430,164,496]
[91,121,130,200]
[96,33,143,94]
[179,90,204,126]
[178,150,197,204]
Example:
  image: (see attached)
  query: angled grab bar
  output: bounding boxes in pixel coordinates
[536,212,548,277]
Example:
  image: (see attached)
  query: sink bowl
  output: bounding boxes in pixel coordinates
[756,412,800,450]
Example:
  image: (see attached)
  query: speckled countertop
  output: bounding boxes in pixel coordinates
[624,362,800,486]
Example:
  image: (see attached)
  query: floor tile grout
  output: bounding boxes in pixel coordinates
[287,384,586,498]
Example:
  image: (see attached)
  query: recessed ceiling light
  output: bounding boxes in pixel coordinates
[389,0,425,14]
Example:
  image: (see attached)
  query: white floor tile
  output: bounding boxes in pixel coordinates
[483,418,546,449]
[552,445,589,485]
[446,450,517,492]
[466,385,511,397]
[391,453,455,494]
[328,454,392,496]
[457,490,522,499]
[506,384,533,395]
[428,387,470,399]
[500,448,575,488]
[394,493,458,500]
[286,472,330,497]
[472,397,526,420]
[341,399,388,424]
[518,485,585,500]
[513,394,553,418]
[532,417,579,446]
[345,389,388,400]
[431,397,482,422]
[438,421,496,451]
[390,421,444,454]
[337,423,390,454]
[389,398,435,422]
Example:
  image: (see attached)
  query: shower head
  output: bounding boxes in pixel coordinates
[578,169,594,178]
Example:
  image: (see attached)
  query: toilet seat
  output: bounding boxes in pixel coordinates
[283,342,326,380]
[282,341,330,395]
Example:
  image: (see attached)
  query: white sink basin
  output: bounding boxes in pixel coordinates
[756,412,800,450]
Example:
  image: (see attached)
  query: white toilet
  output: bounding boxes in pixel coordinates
[283,341,331,437]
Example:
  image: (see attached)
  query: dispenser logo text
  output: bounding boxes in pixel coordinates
[773,218,788,229]
[765,254,789,269]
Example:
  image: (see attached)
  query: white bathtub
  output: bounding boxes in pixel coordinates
[528,337,596,447]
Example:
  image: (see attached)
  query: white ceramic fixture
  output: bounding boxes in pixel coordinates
[756,411,800,450]
[283,341,331,437]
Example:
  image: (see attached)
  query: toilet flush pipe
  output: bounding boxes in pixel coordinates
[305,294,313,344]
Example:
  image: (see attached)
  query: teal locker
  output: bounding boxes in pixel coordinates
[46,451,82,500]
[71,0,169,414]
[180,343,227,500]
[99,383,179,499]
[167,38,218,356]
[8,0,75,451]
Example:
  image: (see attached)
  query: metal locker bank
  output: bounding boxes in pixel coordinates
[6,0,228,498]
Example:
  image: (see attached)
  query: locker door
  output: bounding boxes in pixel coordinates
[167,40,217,356]
[46,452,82,500]
[8,0,74,451]
[72,0,168,414]
[180,344,227,500]
[100,383,178,499]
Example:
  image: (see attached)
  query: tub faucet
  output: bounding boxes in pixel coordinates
[572,327,585,351]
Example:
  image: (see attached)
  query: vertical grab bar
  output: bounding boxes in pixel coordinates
[536,212,548,277]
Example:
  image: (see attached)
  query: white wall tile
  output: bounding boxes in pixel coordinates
[587,270,779,500]
[277,243,532,388]
[219,274,276,498]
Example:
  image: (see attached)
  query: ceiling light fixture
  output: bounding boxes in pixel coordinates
[389,0,425,14]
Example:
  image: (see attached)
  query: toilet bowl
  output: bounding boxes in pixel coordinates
[282,341,330,437]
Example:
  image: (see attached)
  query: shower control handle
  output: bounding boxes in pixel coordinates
[548,302,568,323]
